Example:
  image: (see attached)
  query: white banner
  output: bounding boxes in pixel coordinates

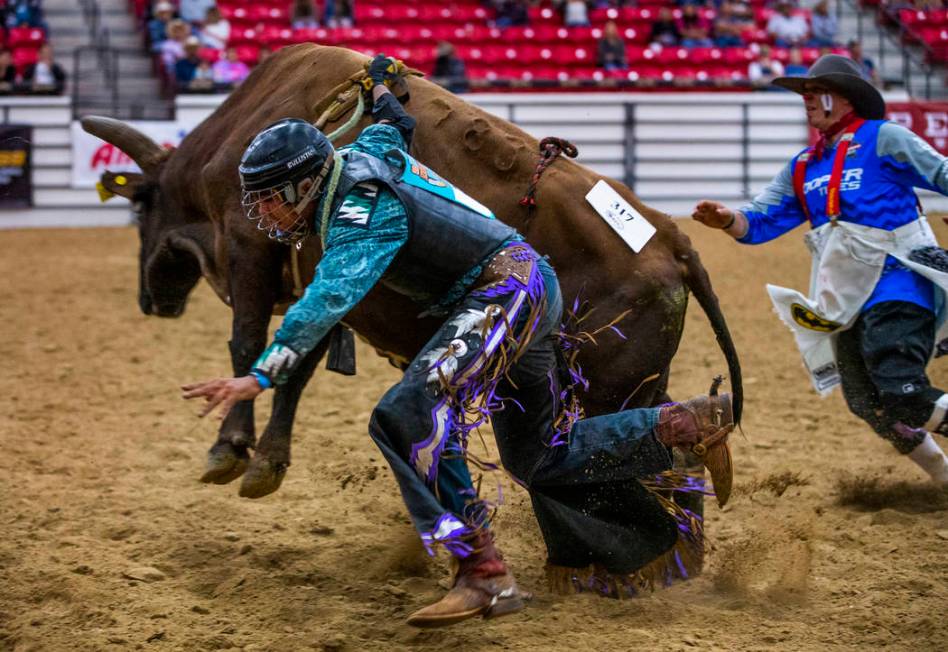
[70,121,194,188]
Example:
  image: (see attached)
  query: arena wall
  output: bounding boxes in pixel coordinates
[2,90,943,230]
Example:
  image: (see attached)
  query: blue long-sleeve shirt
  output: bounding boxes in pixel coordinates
[737,120,948,312]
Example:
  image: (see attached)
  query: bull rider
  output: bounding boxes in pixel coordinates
[184,54,736,627]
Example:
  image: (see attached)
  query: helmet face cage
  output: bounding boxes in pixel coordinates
[240,152,335,246]
[242,181,311,245]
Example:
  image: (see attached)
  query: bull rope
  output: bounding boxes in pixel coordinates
[519,137,578,222]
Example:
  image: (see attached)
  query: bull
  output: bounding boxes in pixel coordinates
[81,44,742,503]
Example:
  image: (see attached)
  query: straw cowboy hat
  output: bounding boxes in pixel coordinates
[772,54,886,120]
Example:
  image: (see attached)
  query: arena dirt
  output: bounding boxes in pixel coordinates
[1,221,946,651]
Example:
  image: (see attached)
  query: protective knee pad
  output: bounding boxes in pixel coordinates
[884,422,929,455]
[879,387,943,430]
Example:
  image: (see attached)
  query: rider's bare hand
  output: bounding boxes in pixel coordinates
[181,376,264,420]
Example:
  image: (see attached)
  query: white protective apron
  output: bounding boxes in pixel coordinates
[767,216,948,395]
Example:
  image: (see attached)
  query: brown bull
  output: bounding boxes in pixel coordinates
[81,44,741,505]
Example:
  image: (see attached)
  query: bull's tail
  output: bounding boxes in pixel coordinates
[679,245,743,424]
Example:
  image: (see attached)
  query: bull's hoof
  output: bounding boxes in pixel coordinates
[201,442,250,485]
[238,456,288,498]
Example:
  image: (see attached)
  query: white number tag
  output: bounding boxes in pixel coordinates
[585,180,656,254]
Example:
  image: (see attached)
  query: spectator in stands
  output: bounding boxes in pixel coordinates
[713,2,751,48]
[784,45,808,76]
[179,0,216,25]
[649,7,682,48]
[0,49,17,93]
[432,42,468,93]
[6,0,46,33]
[324,0,354,28]
[22,43,65,94]
[148,2,176,53]
[259,46,274,64]
[677,4,714,48]
[189,59,215,92]
[494,1,529,28]
[848,39,880,86]
[292,0,321,29]
[809,0,838,48]
[200,6,230,51]
[175,36,204,89]
[597,21,628,70]
[161,19,192,73]
[563,0,591,27]
[767,0,809,48]
[213,46,251,87]
[748,44,784,88]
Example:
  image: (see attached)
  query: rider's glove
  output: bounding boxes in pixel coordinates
[366,54,399,89]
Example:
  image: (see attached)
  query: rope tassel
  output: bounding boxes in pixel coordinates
[520,137,579,212]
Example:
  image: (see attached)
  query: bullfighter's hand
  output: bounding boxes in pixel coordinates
[692,200,735,229]
[181,376,263,419]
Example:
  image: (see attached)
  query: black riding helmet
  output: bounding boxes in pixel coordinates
[240,118,333,192]
[239,118,336,244]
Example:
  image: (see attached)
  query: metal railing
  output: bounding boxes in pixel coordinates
[72,0,174,120]
[72,46,174,119]
[841,0,940,98]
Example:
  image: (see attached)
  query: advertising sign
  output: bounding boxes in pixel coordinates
[71,121,192,188]
[0,124,31,208]
[887,102,948,155]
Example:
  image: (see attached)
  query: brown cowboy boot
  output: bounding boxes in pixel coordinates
[406,532,529,628]
[657,391,735,507]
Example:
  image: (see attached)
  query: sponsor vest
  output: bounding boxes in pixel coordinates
[332,149,518,303]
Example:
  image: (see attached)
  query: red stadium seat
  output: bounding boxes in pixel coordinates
[528,25,562,42]
[260,26,294,48]
[456,45,485,63]
[8,27,44,48]
[621,26,645,44]
[801,47,821,64]
[234,45,260,65]
[899,9,928,27]
[572,46,593,65]
[565,27,597,45]
[353,4,386,22]
[511,45,539,65]
[724,47,755,65]
[198,47,221,63]
[408,46,436,65]
[770,47,790,63]
[656,47,691,65]
[527,6,560,24]
[228,27,258,46]
[12,47,38,70]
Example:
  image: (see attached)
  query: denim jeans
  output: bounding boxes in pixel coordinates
[368,247,671,558]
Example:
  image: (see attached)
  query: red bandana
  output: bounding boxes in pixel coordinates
[813,110,861,160]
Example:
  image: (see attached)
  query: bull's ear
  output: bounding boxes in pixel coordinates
[96,170,144,202]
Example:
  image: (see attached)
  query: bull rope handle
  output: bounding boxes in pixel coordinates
[312,58,419,142]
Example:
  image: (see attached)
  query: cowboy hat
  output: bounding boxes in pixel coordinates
[772,54,885,120]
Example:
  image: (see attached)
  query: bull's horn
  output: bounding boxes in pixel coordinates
[80,115,167,176]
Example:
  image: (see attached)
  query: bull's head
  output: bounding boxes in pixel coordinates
[81,116,215,318]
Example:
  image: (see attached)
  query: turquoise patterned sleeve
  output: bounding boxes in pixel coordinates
[255,180,409,384]
[345,123,407,157]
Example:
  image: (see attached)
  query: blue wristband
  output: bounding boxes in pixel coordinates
[249,370,272,390]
